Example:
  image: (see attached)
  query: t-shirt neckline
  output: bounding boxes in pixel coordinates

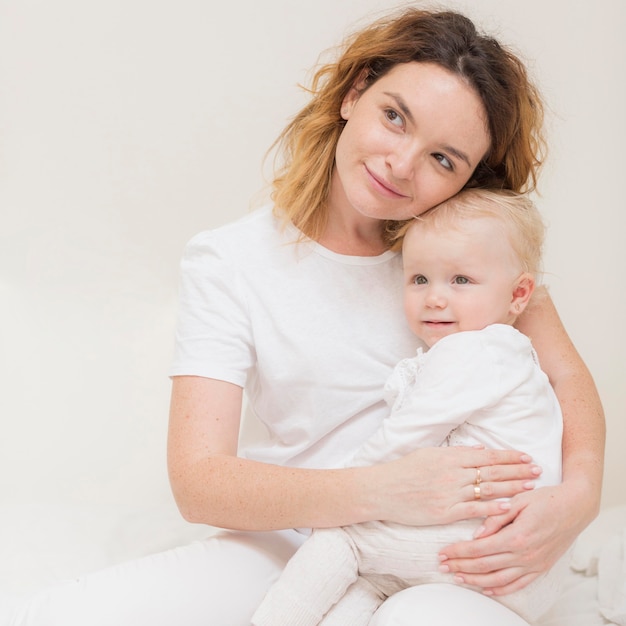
[284,218,399,266]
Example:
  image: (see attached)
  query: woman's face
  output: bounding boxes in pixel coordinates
[332,62,491,222]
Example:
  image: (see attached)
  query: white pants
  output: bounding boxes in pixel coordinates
[253,523,544,626]
[2,529,530,626]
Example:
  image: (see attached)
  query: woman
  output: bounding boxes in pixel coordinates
[9,7,604,626]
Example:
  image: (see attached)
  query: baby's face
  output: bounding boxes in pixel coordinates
[402,216,523,348]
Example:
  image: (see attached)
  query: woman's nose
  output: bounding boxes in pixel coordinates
[386,140,420,180]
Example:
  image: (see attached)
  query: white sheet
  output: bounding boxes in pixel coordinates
[2,501,625,624]
[540,505,626,626]
[597,527,626,624]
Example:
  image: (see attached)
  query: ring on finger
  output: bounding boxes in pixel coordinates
[474,467,482,485]
[474,484,481,500]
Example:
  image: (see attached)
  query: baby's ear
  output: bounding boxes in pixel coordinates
[510,273,535,317]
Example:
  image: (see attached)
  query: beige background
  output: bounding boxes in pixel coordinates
[0,0,624,587]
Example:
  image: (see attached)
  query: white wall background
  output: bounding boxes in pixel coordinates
[1,0,624,593]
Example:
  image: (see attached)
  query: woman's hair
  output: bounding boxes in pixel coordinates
[270,7,546,243]
[398,188,545,277]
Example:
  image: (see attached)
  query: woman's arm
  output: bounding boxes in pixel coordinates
[521,288,605,518]
[438,288,605,594]
[167,375,372,530]
[167,376,541,532]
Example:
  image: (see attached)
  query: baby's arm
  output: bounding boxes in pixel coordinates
[352,332,499,468]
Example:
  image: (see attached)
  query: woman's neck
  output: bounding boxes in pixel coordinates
[317,222,387,256]
[318,174,388,256]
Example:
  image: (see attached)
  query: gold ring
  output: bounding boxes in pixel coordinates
[474,484,481,500]
[475,468,482,485]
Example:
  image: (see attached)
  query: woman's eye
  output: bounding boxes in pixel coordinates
[413,275,428,285]
[454,276,470,284]
[434,153,453,171]
[385,109,404,127]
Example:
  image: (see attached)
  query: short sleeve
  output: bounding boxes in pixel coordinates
[169,231,254,387]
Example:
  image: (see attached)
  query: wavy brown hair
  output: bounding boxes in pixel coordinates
[270,7,546,244]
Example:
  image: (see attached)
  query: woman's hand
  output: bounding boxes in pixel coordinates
[437,480,596,595]
[368,446,541,527]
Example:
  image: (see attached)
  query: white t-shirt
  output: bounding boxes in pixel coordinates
[353,324,563,488]
[170,205,422,469]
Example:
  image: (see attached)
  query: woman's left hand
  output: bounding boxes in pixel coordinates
[437,483,591,595]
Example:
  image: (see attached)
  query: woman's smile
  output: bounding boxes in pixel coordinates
[364,165,407,199]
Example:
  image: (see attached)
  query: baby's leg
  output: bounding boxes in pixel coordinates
[4,529,303,626]
[320,576,385,625]
[252,527,359,626]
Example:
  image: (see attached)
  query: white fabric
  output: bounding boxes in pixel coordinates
[369,584,531,626]
[3,530,304,626]
[170,205,422,469]
[253,524,569,626]
[7,510,625,626]
[253,325,564,625]
[355,324,562,487]
[597,528,626,625]
[567,504,626,626]
[538,505,626,626]
[0,535,542,626]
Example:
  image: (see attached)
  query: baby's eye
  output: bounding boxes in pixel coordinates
[433,153,453,171]
[413,275,428,285]
[385,108,404,127]
[454,276,470,284]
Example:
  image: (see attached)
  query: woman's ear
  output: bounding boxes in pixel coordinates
[340,70,369,120]
[510,273,535,317]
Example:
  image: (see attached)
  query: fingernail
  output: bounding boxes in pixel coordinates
[483,590,494,596]
[438,553,448,562]
[531,465,543,476]
[498,501,511,511]
[523,481,536,489]
[473,525,485,538]
[453,575,465,584]
[439,564,450,573]
[520,454,533,462]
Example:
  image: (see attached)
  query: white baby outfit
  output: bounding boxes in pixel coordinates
[252,324,565,625]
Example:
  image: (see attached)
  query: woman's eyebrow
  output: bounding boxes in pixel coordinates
[384,91,415,125]
[384,91,472,168]
[442,144,471,168]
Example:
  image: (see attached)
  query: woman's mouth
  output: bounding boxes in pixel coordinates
[365,166,406,198]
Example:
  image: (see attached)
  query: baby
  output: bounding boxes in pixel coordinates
[252,189,565,625]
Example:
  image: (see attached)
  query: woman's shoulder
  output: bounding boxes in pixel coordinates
[186,204,278,248]
[182,204,297,265]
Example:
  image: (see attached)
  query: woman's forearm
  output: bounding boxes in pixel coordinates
[167,377,539,531]
[169,449,539,532]
[171,453,380,531]
[516,287,605,523]
[552,350,605,524]
[167,376,372,530]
